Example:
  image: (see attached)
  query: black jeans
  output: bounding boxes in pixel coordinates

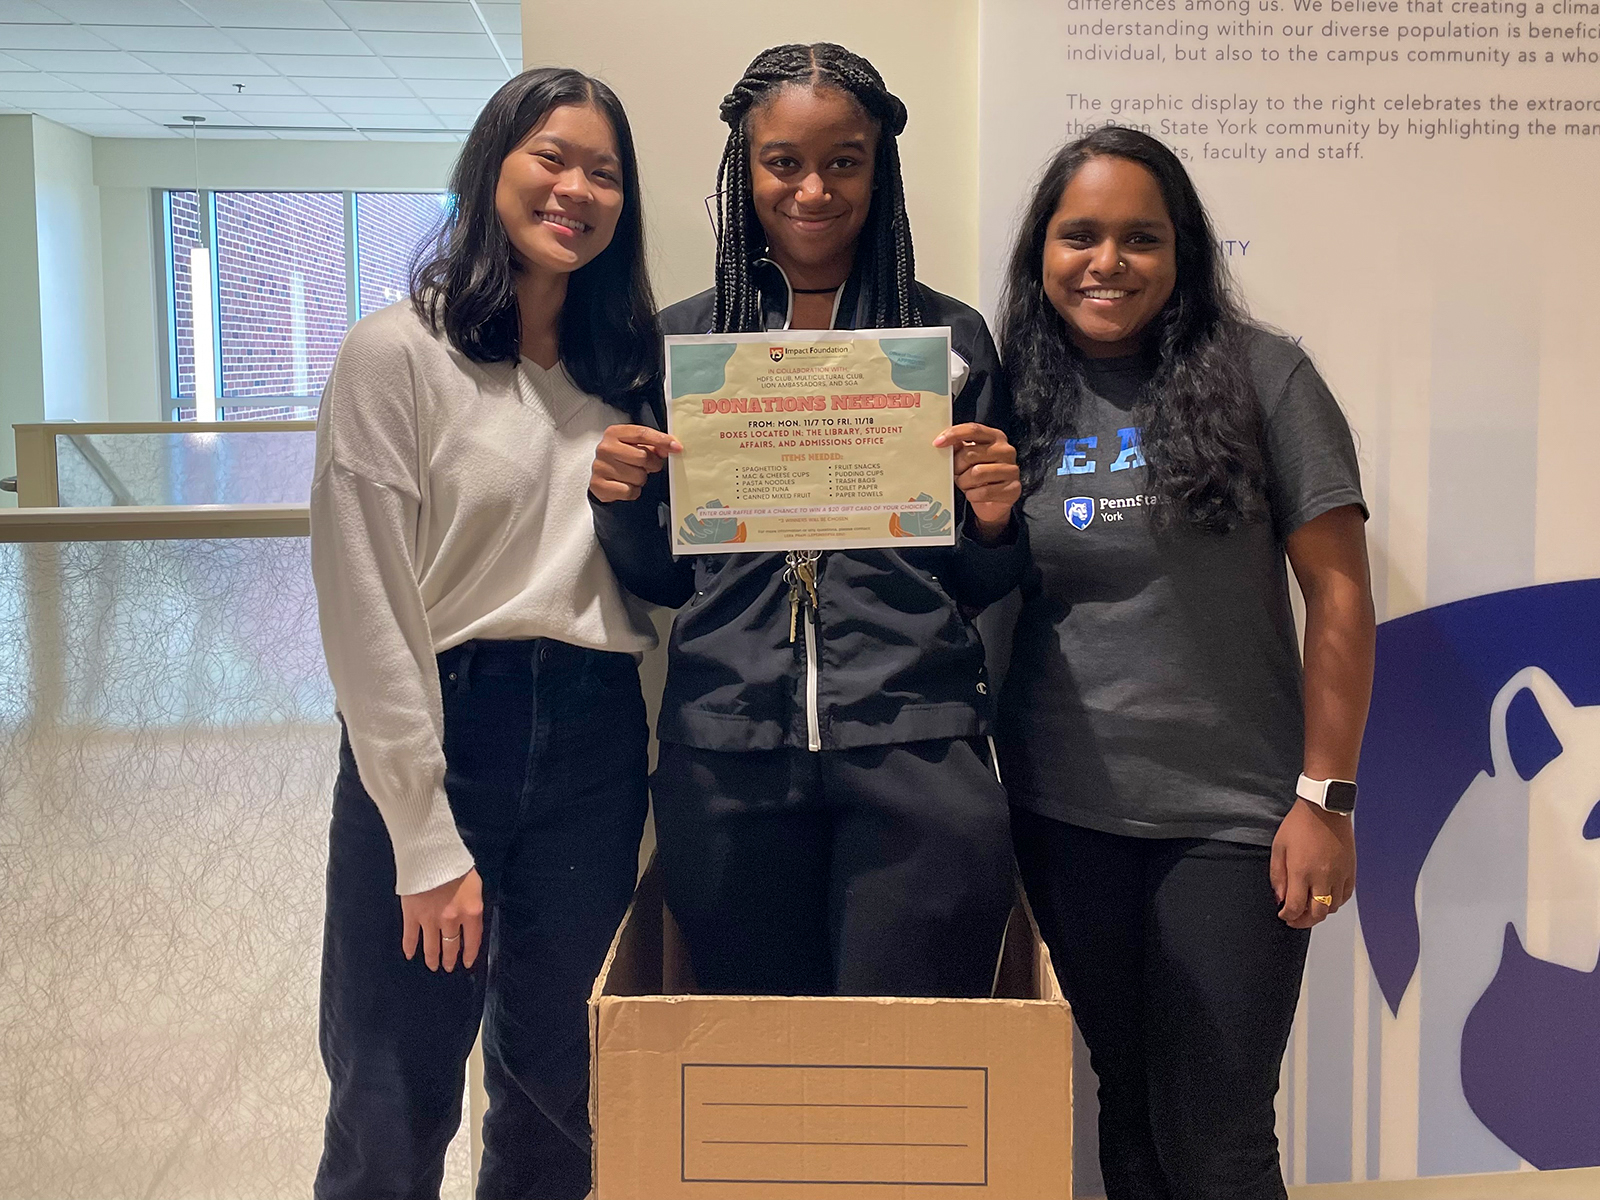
[1012,809,1309,1200]
[315,639,648,1200]
[652,738,1014,998]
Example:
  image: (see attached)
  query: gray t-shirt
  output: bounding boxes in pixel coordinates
[996,328,1365,846]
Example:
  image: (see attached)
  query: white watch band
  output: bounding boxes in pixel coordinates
[1296,772,1357,815]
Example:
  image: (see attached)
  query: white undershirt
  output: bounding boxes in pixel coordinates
[309,302,656,894]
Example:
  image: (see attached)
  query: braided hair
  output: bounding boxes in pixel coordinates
[712,43,924,333]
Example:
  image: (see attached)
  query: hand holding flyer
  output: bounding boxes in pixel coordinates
[664,328,956,554]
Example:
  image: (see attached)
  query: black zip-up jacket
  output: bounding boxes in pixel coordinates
[591,261,1028,752]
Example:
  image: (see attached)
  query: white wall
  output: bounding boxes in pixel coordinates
[0,115,44,502]
[33,117,108,427]
[92,137,461,192]
[98,186,161,423]
[520,0,980,311]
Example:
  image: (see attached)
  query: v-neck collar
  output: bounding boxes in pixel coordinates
[517,356,593,429]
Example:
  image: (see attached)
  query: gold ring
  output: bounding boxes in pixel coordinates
[1312,895,1334,907]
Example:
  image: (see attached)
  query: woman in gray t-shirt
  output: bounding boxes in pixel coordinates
[995,127,1375,1200]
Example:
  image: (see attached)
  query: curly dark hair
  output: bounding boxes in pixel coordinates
[711,42,923,332]
[411,67,658,407]
[999,126,1266,533]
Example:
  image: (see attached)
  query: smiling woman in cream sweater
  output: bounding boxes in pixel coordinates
[308,67,659,1200]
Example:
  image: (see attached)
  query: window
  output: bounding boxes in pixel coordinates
[162,190,446,421]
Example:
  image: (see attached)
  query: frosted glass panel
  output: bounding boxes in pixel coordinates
[0,538,469,1199]
[54,429,316,507]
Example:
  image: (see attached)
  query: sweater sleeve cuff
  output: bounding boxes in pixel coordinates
[389,789,475,896]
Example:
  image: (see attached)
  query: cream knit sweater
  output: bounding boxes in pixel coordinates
[309,303,656,895]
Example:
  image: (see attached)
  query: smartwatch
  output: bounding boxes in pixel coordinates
[1297,772,1358,816]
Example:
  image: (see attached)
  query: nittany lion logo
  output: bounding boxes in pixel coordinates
[769,346,785,362]
[1065,497,1095,530]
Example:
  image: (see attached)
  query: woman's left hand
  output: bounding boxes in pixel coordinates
[1271,799,1356,929]
[935,423,1021,541]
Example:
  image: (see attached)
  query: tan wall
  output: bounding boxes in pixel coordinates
[520,0,979,311]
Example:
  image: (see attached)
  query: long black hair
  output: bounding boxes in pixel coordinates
[999,126,1266,533]
[712,43,923,333]
[411,67,658,405]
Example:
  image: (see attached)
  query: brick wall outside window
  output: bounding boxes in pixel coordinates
[169,191,200,402]
[358,193,446,319]
[164,189,444,421]
[216,192,347,402]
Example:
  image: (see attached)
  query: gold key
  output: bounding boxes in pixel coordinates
[784,554,802,643]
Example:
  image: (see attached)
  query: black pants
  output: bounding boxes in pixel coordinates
[315,640,648,1200]
[652,738,1014,998]
[1012,809,1309,1200]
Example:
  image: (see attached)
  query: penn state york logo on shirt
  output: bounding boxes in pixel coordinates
[1059,427,1145,531]
[1065,497,1095,530]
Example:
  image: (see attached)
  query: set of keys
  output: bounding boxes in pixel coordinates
[784,550,822,643]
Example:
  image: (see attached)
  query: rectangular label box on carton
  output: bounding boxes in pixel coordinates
[589,860,1072,1199]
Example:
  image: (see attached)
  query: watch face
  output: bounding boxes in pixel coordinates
[1325,780,1358,815]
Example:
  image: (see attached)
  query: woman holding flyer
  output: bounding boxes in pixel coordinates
[589,43,1022,999]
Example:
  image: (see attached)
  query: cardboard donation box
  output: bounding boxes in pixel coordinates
[588,860,1072,1199]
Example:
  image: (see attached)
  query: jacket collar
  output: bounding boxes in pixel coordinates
[751,257,865,332]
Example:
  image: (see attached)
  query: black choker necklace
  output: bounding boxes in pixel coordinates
[792,284,843,294]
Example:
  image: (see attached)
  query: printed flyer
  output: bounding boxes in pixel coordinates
[663,328,955,554]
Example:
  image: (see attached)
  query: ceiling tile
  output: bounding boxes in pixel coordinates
[37,0,202,23]
[0,88,113,108]
[360,30,497,57]
[289,74,412,97]
[183,0,345,29]
[422,98,483,118]
[320,94,429,115]
[394,56,507,80]
[0,22,116,49]
[225,28,370,55]
[474,3,520,36]
[84,25,247,53]
[75,121,171,136]
[363,129,460,142]
[129,106,241,127]
[223,112,342,126]
[53,71,195,92]
[0,69,80,89]
[0,0,65,20]
[132,51,279,76]
[5,48,156,71]
[259,53,394,77]
[27,96,121,113]
[218,92,330,113]
[172,73,307,96]
[405,77,496,99]
[0,51,37,70]
[281,128,366,140]
[329,1,481,34]
[340,115,445,131]
[101,92,230,112]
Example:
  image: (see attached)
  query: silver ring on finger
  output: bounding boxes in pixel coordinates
[441,932,461,943]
